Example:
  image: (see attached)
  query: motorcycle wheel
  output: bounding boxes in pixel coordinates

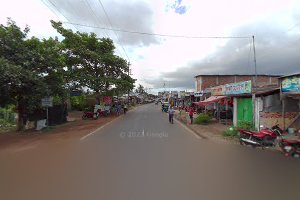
[262,135,272,146]
[93,113,99,120]
[239,140,245,146]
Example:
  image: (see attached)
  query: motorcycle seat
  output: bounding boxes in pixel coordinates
[252,132,269,138]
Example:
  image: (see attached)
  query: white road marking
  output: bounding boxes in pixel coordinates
[80,116,121,141]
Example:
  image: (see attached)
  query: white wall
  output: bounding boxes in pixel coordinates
[233,97,238,126]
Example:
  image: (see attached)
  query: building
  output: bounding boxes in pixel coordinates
[195,74,280,92]
[279,73,300,131]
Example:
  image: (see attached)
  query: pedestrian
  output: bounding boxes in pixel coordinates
[124,103,128,114]
[168,106,175,124]
[189,107,194,124]
[117,103,122,115]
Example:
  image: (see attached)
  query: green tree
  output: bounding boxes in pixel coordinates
[135,84,146,94]
[51,21,135,101]
[0,19,67,130]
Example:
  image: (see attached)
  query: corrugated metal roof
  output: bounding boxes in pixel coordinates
[279,72,300,79]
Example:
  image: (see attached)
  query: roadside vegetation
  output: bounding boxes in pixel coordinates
[194,113,212,125]
[223,121,253,138]
[0,18,135,131]
[0,105,17,132]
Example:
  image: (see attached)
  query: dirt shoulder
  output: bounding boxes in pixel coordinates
[174,110,239,145]
[0,110,121,151]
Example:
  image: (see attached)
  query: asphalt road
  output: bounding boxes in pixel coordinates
[1,103,300,200]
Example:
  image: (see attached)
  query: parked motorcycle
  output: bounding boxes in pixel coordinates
[239,124,283,148]
[278,138,300,158]
[82,109,101,120]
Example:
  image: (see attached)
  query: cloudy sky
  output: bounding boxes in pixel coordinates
[1,0,300,93]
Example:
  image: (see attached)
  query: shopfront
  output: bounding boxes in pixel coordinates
[200,80,252,126]
[280,73,300,131]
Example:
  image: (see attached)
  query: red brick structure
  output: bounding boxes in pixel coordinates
[195,74,280,92]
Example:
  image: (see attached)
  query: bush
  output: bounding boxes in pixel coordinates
[194,113,211,124]
[223,121,254,138]
[70,95,87,111]
[237,121,253,130]
[223,126,239,138]
[0,106,16,124]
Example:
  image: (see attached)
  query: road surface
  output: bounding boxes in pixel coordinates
[1,104,300,200]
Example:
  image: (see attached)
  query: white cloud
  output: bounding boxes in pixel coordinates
[0,0,60,38]
[1,0,299,92]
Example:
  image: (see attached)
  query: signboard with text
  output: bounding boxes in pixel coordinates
[41,97,53,107]
[225,80,252,95]
[281,75,300,93]
[211,85,225,96]
[210,80,252,95]
[102,96,112,104]
[194,91,204,97]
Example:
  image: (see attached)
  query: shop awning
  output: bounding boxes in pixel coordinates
[193,96,227,106]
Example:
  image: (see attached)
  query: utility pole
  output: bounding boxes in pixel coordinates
[127,67,132,105]
[252,35,258,130]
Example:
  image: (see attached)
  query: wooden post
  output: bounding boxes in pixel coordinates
[282,98,286,130]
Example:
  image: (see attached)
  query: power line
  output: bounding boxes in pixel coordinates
[62,21,251,39]
[83,0,109,38]
[83,0,124,57]
[97,0,131,63]
[42,0,81,32]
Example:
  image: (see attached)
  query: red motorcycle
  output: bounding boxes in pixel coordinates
[278,138,300,158]
[239,124,283,148]
[82,109,101,120]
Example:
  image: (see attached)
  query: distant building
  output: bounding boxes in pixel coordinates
[194,74,280,92]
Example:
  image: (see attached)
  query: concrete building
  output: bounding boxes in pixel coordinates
[195,74,280,92]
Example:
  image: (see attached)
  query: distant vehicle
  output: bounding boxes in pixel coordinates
[161,102,169,112]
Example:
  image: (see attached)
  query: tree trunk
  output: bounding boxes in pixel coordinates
[95,91,100,105]
[17,100,25,131]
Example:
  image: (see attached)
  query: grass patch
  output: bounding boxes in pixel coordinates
[223,121,254,138]
[223,126,239,138]
[194,114,211,125]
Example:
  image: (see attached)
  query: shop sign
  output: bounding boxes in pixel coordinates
[102,96,112,104]
[70,90,82,96]
[225,80,252,95]
[281,75,300,93]
[211,85,225,95]
[185,92,190,97]
[194,91,204,97]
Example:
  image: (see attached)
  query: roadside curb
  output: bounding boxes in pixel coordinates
[174,114,207,139]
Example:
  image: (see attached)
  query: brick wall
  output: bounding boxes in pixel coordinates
[218,76,235,85]
[235,75,252,82]
[195,75,280,91]
[260,112,298,129]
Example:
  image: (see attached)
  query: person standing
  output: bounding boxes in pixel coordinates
[168,106,175,124]
[189,107,194,124]
[124,103,128,114]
